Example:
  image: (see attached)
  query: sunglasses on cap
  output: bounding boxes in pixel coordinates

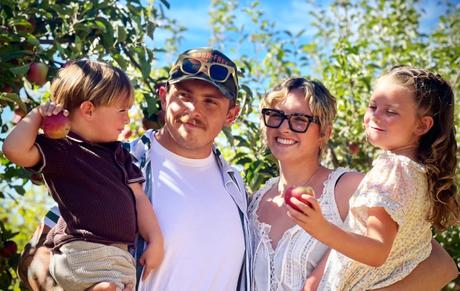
[170,55,239,87]
[261,108,320,133]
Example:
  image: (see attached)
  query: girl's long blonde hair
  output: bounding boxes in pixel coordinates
[383,66,459,231]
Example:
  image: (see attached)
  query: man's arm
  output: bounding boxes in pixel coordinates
[374,239,458,291]
[130,183,164,280]
[17,224,62,291]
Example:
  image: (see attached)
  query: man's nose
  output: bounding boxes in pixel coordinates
[183,100,202,117]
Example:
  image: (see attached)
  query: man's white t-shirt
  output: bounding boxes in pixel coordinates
[138,137,245,291]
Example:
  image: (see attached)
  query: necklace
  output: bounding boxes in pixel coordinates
[277,165,322,199]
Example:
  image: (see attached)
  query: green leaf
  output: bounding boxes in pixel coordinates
[0,92,27,113]
[117,26,128,43]
[25,34,40,46]
[9,64,30,77]
[159,0,170,9]
[0,49,34,62]
[14,185,25,195]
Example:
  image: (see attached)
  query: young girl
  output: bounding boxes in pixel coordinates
[288,66,460,290]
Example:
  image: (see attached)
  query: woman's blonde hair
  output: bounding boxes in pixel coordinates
[260,77,337,156]
[382,66,459,231]
[51,60,134,111]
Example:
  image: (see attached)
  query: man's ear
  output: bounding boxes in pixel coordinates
[224,105,240,127]
[79,101,95,119]
[415,115,434,136]
[159,85,168,111]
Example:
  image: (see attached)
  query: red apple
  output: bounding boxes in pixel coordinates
[1,85,13,93]
[26,62,48,86]
[348,142,360,155]
[42,112,71,139]
[121,128,132,140]
[0,240,17,258]
[284,186,315,211]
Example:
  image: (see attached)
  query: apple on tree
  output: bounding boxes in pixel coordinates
[348,141,360,155]
[26,62,49,86]
[0,240,17,258]
[284,186,315,212]
[120,128,133,140]
[42,112,71,139]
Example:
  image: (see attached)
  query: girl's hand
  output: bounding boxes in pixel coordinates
[287,194,331,240]
[37,102,68,118]
[139,240,164,280]
[303,276,319,291]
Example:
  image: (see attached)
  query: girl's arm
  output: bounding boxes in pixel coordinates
[129,182,164,280]
[304,250,330,291]
[288,195,398,267]
[374,239,458,291]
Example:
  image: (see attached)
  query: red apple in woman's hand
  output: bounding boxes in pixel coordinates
[284,186,315,211]
[42,112,71,139]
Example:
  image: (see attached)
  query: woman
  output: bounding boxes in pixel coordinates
[249,77,458,291]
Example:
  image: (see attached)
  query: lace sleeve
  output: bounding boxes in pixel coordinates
[350,153,423,227]
[248,177,278,216]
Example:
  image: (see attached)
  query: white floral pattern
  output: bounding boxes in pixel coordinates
[250,168,352,291]
[318,151,432,290]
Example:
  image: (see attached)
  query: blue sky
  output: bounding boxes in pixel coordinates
[154,0,458,63]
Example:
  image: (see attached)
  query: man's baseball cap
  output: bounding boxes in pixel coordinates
[168,48,239,101]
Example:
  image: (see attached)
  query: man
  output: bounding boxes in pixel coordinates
[18,48,458,290]
[130,47,250,290]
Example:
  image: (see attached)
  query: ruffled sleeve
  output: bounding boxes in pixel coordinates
[350,152,425,227]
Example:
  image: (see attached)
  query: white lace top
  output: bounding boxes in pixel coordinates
[318,152,432,290]
[249,168,352,291]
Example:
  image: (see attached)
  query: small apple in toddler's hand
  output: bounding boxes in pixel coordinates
[42,112,71,139]
[284,186,315,212]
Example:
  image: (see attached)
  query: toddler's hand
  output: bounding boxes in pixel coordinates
[37,102,68,118]
[139,240,164,280]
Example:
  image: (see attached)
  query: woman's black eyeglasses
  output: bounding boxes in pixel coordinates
[261,108,320,133]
